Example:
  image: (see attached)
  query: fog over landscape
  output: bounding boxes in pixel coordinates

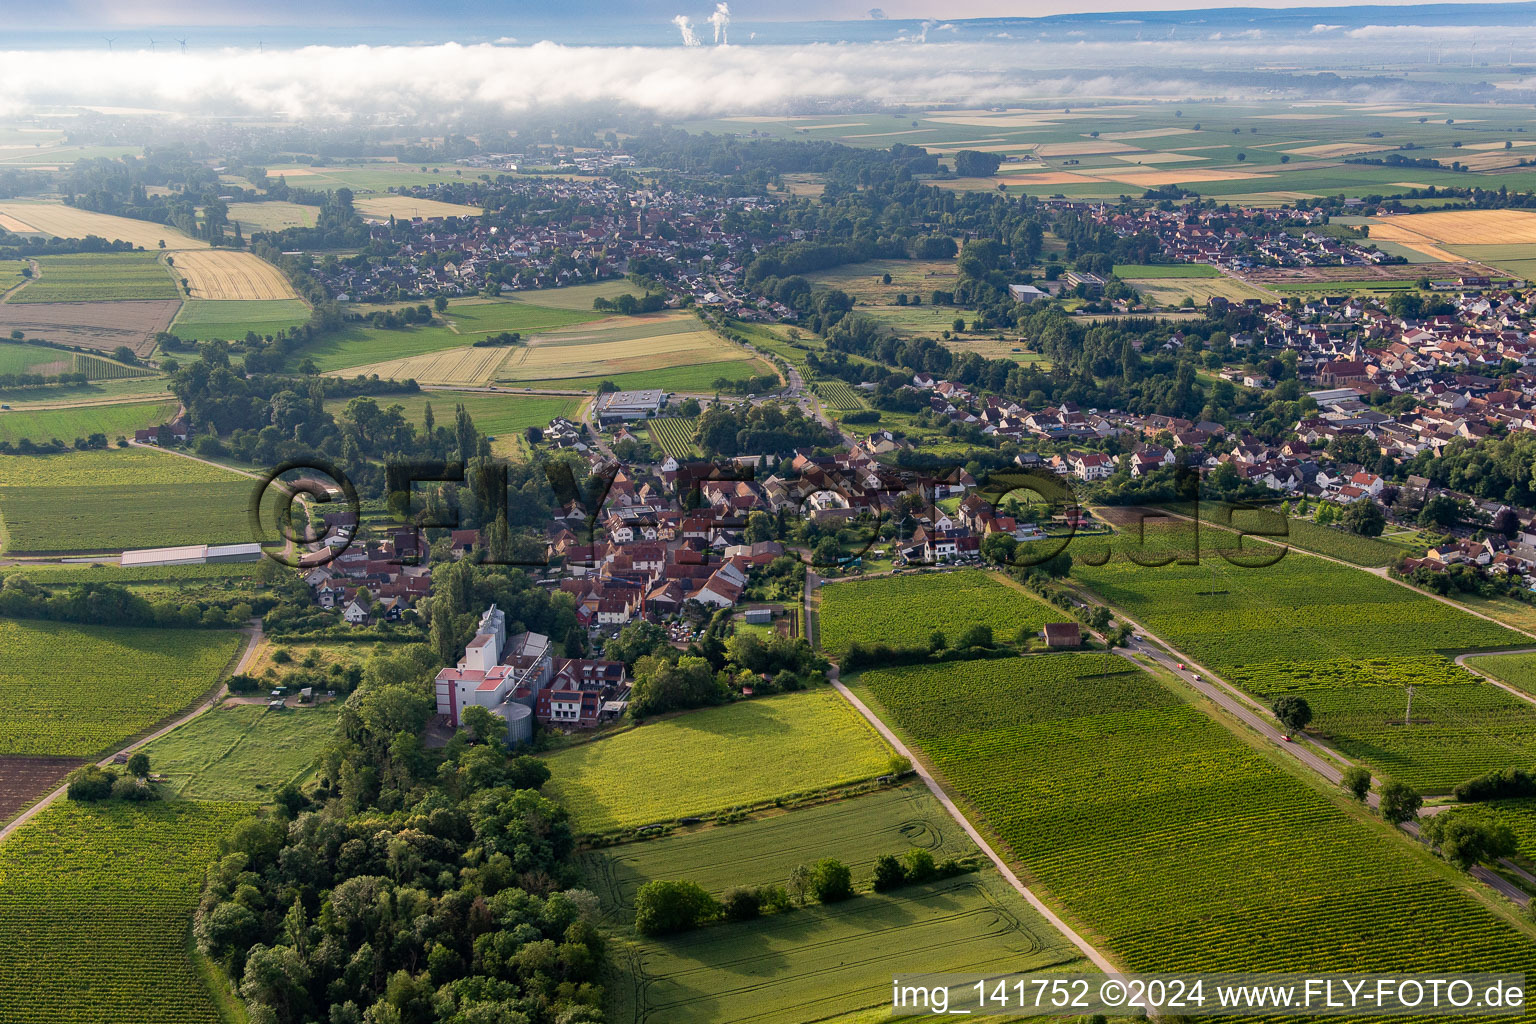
[5,3,1536,118]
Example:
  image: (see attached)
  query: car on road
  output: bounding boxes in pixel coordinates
[1177,662,1185,670]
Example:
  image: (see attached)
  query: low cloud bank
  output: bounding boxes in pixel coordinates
[0,32,1525,119]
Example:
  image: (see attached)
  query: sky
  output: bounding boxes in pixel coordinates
[18,0,1536,29]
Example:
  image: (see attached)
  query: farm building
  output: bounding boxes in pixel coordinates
[120,542,263,567]
[594,389,666,423]
[1043,622,1083,648]
[743,607,774,625]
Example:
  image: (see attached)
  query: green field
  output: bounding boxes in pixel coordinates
[1112,263,1219,278]
[852,653,1536,976]
[296,299,599,373]
[1464,651,1536,699]
[140,703,336,801]
[0,376,170,410]
[1123,276,1275,307]
[325,390,582,458]
[0,397,179,445]
[541,688,893,832]
[804,259,960,305]
[1194,503,1403,568]
[0,448,269,555]
[527,360,764,393]
[0,800,249,1024]
[505,279,642,310]
[585,785,1083,1024]
[818,570,1057,656]
[1070,519,1531,791]
[1272,279,1417,294]
[168,298,311,341]
[0,259,29,292]
[4,561,262,586]
[12,253,178,303]
[0,341,73,376]
[0,344,154,383]
[0,619,242,756]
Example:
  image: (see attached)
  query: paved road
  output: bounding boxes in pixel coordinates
[0,619,263,844]
[1103,610,1531,906]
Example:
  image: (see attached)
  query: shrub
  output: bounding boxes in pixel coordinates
[66,765,116,801]
[904,848,938,884]
[1454,767,1536,803]
[756,884,792,914]
[722,887,763,922]
[871,854,907,892]
[809,858,854,903]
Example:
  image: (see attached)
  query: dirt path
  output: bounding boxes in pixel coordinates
[127,438,262,480]
[0,619,262,844]
[828,666,1118,973]
[806,567,1117,969]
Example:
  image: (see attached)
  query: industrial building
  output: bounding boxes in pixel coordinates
[593,389,666,423]
[120,542,264,568]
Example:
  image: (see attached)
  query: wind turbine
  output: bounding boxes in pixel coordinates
[104,36,116,51]
[176,37,187,54]
[148,38,158,52]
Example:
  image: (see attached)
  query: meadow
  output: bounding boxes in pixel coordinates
[0,341,74,376]
[505,279,642,310]
[1112,263,1219,278]
[12,253,178,303]
[0,397,179,445]
[540,687,893,833]
[818,569,1057,656]
[325,390,582,457]
[140,704,336,801]
[0,619,242,756]
[1123,275,1274,307]
[852,654,1536,976]
[169,297,311,340]
[226,200,316,233]
[586,785,1084,1024]
[804,259,960,304]
[0,201,206,250]
[0,448,265,555]
[1069,519,1531,791]
[0,801,249,1024]
[169,250,299,301]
